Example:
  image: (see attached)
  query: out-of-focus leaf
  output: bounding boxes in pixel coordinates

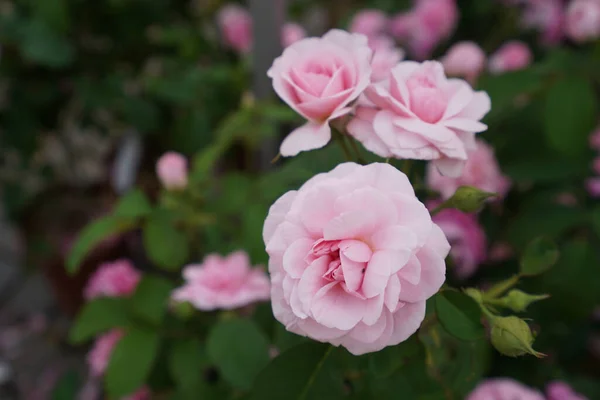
[143,210,189,271]
[69,298,130,343]
[130,276,174,325]
[168,339,210,399]
[435,291,485,341]
[113,189,152,219]
[520,237,559,276]
[369,336,421,378]
[51,370,80,400]
[19,20,74,68]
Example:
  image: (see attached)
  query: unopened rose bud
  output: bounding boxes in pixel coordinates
[439,186,497,214]
[156,152,188,190]
[490,316,545,358]
[501,290,549,313]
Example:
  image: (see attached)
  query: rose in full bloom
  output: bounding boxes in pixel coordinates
[565,0,600,43]
[467,378,544,400]
[522,0,564,45]
[347,61,491,177]
[441,41,486,83]
[84,259,141,300]
[369,36,405,82]
[546,381,588,400]
[217,4,252,53]
[263,162,450,355]
[268,30,372,157]
[349,9,389,39]
[431,207,486,279]
[156,152,188,190]
[488,41,532,74]
[172,251,270,311]
[282,23,307,48]
[426,139,511,200]
[87,329,124,377]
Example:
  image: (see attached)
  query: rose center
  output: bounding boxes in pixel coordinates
[407,74,447,123]
[311,239,345,282]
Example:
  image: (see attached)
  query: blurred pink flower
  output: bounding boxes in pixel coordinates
[426,139,511,199]
[546,381,588,400]
[369,36,405,82]
[489,41,532,74]
[156,151,188,190]
[586,177,600,197]
[349,9,389,38]
[589,127,600,150]
[84,259,141,300]
[441,41,486,83]
[522,0,565,45]
[565,0,600,43]
[87,330,124,377]
[172,251,270,311]
[123,387,152,400]
[488,242,514,262]
[467,378,544,400]
[268,29,372,157]
[432,206,486,279]
[592,157,600,175]
[348,61,490,177]
[217,4,253,53]
[264,162,450,355]
[281,23,306,47]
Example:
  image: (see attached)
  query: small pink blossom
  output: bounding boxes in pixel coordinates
[349,9,389,38]
[431,206,486,279]
[217,4,253,53]
[369,36,405,82]
[522,0,565,45]
[441,41,486,83]
[489,41,533,74]
[592,157,600,175]
[565,0,600,43]
[172,251,270,311]
[467,378,544,400]
[589,127,600,150]
[268,29,372,157]
[546,381,588,400]
[348,61,491,177]
[282,23,307,48]
[264,162,450,355]
[426,139,511,199]
[84,259,141,300]
[586,177,600,197]
[87,330,124,377]
[156,152,188,190]
[122,387,152,400]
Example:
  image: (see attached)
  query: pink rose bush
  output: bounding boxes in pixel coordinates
[426,139,511,199]
[87,329,124,377]
[467,378,544,400]
[489,41,533,74]
[172,251,270,311]
[263,162,450,355]
[84,259,141,300]
[156,152,188,190]
[441,41,486,83]
[268,30,372,156]
[348,61,491,177]
[565,0,600,43]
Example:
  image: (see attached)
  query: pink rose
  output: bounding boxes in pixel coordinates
[263,162,450,355]
[349,9,389,38]
[589,127,600,150]
[426,139,511,199]
[489,41,533,74]
[431,207,486,279]
[592,157,600,175]
[172,251,270,310]
[586,177,600,197]
[369,36,405,82]
[84,259,141,300]
[347,61,491,177]
[217,4,253,53]
[87,329,124,377]
[467,378,544,400]
[565,0,600,43]
[282,23,306,48]
[268,30,372,157]
[522,0,565,45]
[156,152,188,190]
[546,381,588,400]
[441,41,486,83]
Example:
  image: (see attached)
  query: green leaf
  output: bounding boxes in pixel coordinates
[143,211,189,271]
[168,339,209,399]
[69,298,131,343]
[67,216,135,274]
[591,207,600,238]
[207,318,270,390]
[51,370,80,400]
[435,291,484,341]
[105,327,160,398]
[250,342,340,400]
[19,19,74,68]
[130,276,174,325]
[114,189,153,219]
[544,76,598,157]
[369,336,421,378]
[520,237,559,276]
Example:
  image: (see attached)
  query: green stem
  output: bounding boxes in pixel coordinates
[299,345,334,400]
[334,131,353,162]
[401,159,413,178]
[347,137,366,164]
[484,275,520,299]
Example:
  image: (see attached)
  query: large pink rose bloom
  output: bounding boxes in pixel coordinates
[348,61,491,177]
[467,378,544,400]
[87,329,124,377]
[546,381,588,400]
[268,29,372,157]
[217,4,253,54]
[84,259,141,300]
[172,251,270,311]
[431,207,486,279]
[426,139,511,200]
[441,41,486,84]
[488,41,532,75]
[263,163,450,355]
[565,0,600,43]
